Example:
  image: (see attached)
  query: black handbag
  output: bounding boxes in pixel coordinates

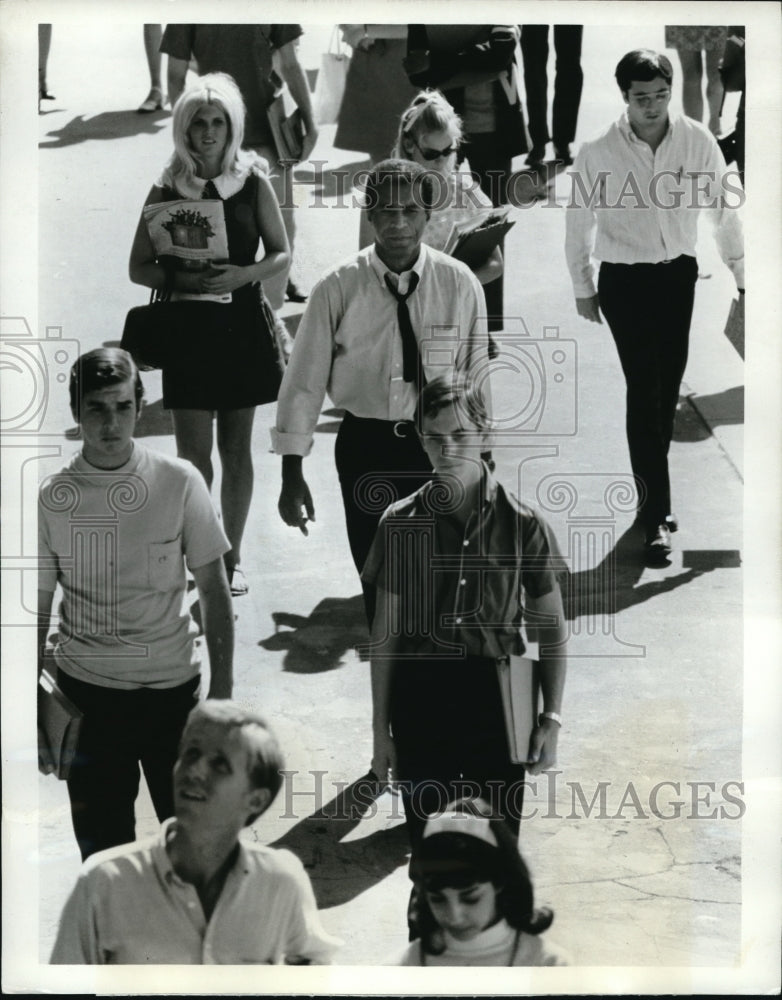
[120,292,174,371]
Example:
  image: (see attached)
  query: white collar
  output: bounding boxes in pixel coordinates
[159,166,249,200]
[370,243,426,294]
[442,918,516,954]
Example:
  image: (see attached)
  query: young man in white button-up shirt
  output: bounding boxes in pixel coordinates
[273,159,490,621]
[565,49,744,563]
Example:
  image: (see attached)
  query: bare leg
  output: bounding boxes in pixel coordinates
[139,25,164,112]
[172,409,215,489]
[216,407,256,573]
[143,25,163,90]
[677,49,704,123]
[38,24,53,98]
[704,47,725,135]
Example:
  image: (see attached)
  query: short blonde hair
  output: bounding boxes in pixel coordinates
[394,89,463,159]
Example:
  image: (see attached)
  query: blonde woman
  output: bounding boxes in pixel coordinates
[129,73,289,595]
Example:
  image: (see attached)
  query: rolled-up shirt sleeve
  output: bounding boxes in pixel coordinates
[703,140,745,288]
[271,276,340,456]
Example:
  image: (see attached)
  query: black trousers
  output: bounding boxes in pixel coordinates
[57,670,200,860]
[520,25,584,151]
[463,133,512,333]
[597,255,698,533]
[391,656,527,843]
[334,412,432,622]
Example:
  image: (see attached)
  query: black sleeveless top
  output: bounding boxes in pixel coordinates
[158,169,282,411]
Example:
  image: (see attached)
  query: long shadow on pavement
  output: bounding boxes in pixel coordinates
[259,594,369,672]
[266,775,410,909]
[40,110,170,149]
[564,522,741,619]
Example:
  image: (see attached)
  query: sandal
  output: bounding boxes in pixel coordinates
[228,566,249,597]
[137,87,164,113]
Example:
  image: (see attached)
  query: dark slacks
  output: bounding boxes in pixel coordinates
[520,25,584,150]
[597,255,698,533]
[334,412,432,622]
[391,655,527,843]
[463,133,512,333]
[57,670,200,860]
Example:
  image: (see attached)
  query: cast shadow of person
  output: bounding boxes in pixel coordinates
[563,522,740,620]
[258,594,370,673]
[265,774,411,909]
[40,110,169,149]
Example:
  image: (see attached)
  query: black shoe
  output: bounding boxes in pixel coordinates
[285,279,307,303]
[525,146,546,166]
[645,524,672,563]
[665,513,679,533]
[554,146,573,166]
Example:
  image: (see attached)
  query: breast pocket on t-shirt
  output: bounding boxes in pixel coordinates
[148,538,183,592]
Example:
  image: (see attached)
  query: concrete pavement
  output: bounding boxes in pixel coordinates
[29,20,747,974]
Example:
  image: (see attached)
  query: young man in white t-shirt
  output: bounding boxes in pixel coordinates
[38,348,234,860]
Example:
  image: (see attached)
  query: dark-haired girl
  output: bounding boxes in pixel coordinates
[396,799,567,966]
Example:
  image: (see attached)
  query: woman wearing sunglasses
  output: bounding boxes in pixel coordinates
[393,90,503,294]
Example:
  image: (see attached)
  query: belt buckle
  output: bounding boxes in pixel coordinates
[393,420,412,438]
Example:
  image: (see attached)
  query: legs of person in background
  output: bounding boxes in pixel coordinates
[38,23,54,108]
[138,25,164,113]
[676,48,705,124]
[597,257,697,555]
[704,46,726,136]
[58,672,199,861]
[551,25,583,163]
[520,25,550,164]
[334,414,433,625]
[172,408,215,489]
[464,138,510,333]
[216,407,256,593]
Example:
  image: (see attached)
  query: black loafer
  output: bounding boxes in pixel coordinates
[645,524,672,563]
[285,279,308,303]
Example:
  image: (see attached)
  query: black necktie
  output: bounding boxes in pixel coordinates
[384,271,420,384]
[202,180,220,200]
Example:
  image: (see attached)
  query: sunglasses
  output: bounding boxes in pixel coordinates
[412,136,458,161]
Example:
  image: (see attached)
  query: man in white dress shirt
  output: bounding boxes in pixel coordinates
[51,700,340,964]
[273,158,490,620]
[565,49,744,562]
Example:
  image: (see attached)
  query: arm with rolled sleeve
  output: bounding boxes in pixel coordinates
[519,513,567,775]
[181,467,233,697]
[702,138,745,289]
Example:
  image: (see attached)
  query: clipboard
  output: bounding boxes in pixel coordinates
[38,668,83,780]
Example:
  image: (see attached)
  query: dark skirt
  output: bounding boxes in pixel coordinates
[161,289,282,411]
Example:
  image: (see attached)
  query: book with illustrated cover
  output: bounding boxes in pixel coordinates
[443,206,515,269]
[143,199,231,303]
[38,668,83,780]
[496,649,540,764]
